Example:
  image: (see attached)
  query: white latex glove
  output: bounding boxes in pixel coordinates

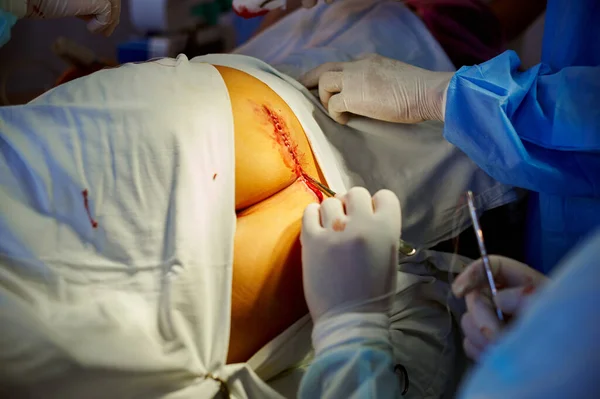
[301,187,401,320]
[24,0,121,36]
[301,187,401,354]
[452,256,549,361]
[299,54,454,125]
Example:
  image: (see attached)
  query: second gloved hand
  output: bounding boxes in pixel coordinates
[301,187,401,323]
[25,0,121,36]
[452,256,549,361]
[301,187,402,355]
[299,54,454,125]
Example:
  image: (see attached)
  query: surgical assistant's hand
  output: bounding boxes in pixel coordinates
[299,54,454,125]
[301,187,401,323]
[452,256,549,361]
[26,0,121,36]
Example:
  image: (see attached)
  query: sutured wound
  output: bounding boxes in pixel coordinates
[263,105,324,202]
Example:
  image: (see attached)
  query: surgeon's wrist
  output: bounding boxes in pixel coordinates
[2,0,28,18]
[312,312,392,357]
[440,79,451,122]
[423,72,453,122]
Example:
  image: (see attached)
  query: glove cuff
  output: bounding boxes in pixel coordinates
[312,312,391,356]
[1,0,27,18]
[422,72,453,122]
[441,80,450,122]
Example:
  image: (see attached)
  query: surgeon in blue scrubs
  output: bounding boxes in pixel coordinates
[301,0,600,274]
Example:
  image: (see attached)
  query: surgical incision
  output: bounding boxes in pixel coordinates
[261,103,324,202]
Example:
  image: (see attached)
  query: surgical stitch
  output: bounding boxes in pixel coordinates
[263,105,324,202]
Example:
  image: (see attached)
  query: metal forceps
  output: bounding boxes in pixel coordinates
[466,191,504,322]
[304,174,417,256]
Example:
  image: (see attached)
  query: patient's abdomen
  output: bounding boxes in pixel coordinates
[214,66,326,364]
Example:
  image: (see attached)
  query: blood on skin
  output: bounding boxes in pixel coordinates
[233,6,269,19]
[262,104,324,202]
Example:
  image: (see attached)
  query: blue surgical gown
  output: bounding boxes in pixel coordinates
[0,8,18,47]
[299,228,600,399]
[444,0,600,274]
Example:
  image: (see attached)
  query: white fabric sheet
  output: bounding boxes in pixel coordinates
[234,0,456,79]
[0,55,278,398]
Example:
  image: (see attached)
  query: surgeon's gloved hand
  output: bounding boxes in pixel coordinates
[25,0,121,36]
[301,187,401,354]
[299,54,454,125]
[452,256,549,361]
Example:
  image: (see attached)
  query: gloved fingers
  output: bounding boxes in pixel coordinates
[465,291,501,340]
[487,255,545,287]
[104,0,121,36]
[340,187,373,219]
[318,71,343,109]
[463,337,482,362]
[301,202,324,238]
[85,0,121,36]
[495,285,537,315]
[327,93,350,125]
[461,312,491,352]
[299,62,344,88]
[319,197,346,230]
[452,259,489,297]
[372,189,401,220]
[453,255,544,298]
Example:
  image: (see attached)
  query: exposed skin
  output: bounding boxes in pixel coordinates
[215,66,329,364]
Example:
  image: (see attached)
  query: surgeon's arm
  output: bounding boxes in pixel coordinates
[298,314,401,399]
[458,229,600,398]
[444,51,600,198]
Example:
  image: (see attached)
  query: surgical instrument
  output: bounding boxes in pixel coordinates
[466,191,504,322]
[304,174,416,256]
[304,174,337,198]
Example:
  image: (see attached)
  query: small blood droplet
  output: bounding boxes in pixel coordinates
[213,173,217,180]
[332,219,346,232]
[82,189,98,229]
[523,284,536,295]
[480,327,494,340]
[233,6,269,19]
